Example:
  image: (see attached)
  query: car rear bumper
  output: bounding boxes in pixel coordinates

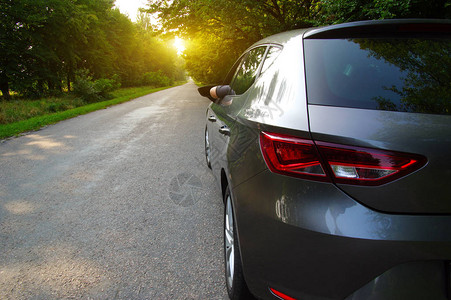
[231,170,451,300]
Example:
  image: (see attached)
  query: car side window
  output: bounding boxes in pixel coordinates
[230,46,267,95]
[260,46,282,75]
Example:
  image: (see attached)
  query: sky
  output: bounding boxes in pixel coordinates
[114,0,148,22]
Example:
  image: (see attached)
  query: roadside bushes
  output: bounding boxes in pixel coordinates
[73,69,174,102]
[141,71,174,87]
[73,70,121,102]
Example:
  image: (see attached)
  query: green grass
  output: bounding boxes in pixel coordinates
[0,84,183,140]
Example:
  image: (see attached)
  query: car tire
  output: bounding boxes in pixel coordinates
[205,126,212,169]
[224,187,253,299]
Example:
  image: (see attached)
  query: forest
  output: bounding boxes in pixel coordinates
[0,0,185,100]
[1,0,450,100]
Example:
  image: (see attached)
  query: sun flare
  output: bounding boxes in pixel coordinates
[174,37,186,55]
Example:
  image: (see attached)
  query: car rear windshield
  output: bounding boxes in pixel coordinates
[304,37,451,115]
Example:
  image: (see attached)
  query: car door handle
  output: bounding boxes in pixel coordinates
[219,126,230,136]
[208,115,216,122]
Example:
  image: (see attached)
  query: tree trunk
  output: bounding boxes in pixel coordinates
[48,80,55,92]
[67,65,73,92]
[67,74,71,92]
[0,77,11,100]
[37,80,44,96]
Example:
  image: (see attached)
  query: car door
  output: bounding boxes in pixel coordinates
[207,46,267,185]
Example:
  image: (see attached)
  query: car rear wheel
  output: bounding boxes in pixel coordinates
[224,187,252,299]
[205,126,212,169]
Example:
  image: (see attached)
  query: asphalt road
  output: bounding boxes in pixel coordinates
[0,83,228,299]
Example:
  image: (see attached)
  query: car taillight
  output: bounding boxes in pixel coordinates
[260,132,328,181]
[260,132,427,186]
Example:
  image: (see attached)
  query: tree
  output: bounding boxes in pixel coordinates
[320,0,451,24]
[0,0,183,99]
[0,0,116,98]
[147,0,450,84]
[146,0,321,83]
[0,0,49,99]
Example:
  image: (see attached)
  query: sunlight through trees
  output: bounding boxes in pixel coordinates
[0,0,185,99]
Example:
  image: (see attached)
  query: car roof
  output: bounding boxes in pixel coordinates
[251,19,451,47]
[252,28,308,46]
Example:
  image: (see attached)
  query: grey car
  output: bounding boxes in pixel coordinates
[199,19,451,300]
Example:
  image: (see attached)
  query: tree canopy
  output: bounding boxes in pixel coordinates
[146,0,450,84]
[147,0,321,84]
[2,0,449,97]
[0,0,184,99]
